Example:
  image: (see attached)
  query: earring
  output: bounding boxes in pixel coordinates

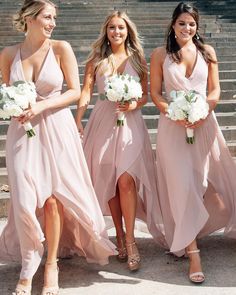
[107,40,110,46]
[195,33,200,40]
[175,34,177,39]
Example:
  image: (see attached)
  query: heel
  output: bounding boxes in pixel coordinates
[126,242,141,271]
[116,234,128,262]
[41,260,59,295]
[187,249,205,284]
[12,283,32,295]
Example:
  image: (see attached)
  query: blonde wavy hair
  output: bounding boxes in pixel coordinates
[13,0,56,32]
[87,11,147,80]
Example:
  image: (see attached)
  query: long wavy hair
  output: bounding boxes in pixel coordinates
[86,11,147,80]
[13,0,56,33]
[166,2,216,63]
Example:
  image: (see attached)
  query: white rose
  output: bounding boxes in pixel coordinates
[106,88,118,102]
[3,101,23,117]
[128,79,142,100]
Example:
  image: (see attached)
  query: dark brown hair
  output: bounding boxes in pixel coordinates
[166,2,216,63]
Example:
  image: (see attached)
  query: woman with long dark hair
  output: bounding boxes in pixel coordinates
[150,2,236,284]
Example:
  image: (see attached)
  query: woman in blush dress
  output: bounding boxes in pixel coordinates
[76,11,165,272]
[150,1,236,284]
[0,1,116,294]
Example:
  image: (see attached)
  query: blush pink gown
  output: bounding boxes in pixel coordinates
[156,51,236,256]
[0,47,117,280]
[83,61,166,246]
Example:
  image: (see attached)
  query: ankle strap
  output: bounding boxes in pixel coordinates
[187,249,200,254]
[126,242,136,247]
[45,259,59,265]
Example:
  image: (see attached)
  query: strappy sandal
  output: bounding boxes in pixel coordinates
[126,242,141,271]
[12,283,32,295]
[41,260,59,295]
[187,249,205,284]
[116,234,128,262]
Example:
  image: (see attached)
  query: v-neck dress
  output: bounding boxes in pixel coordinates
[0,47,116,280]
[82,61,166,246]
[156,51,236,255]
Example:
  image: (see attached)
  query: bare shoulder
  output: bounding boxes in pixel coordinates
[51,40,74,55]
[203,44,217,58]
[151,46,167,63]
[1,44,19,64]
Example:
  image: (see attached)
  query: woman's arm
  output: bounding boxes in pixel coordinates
[150,47,168,114]
[75,60,95,134]
[0,46,18,84]
[205,44,221,112]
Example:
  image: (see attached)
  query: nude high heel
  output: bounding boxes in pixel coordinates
[116,234,128,262]
[41,260,59,295]
[187,249,205,284]
[12,283,32,295]
[126,242,141,271]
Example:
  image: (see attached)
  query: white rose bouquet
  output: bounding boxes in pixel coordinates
[166,90,209,144]
[102,73,143,126]
[0,81,37,137]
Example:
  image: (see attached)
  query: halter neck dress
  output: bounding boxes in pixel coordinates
[156,51,236,256]
[83,60,166,246]
[0,46,116,279]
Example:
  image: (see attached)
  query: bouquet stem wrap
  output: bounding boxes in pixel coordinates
[186,127,194,144]
[117,111,125,126]
[23,122,36,138]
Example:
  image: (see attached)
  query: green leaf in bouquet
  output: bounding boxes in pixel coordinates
[12,80,26,87]
[99,93,106,100]
[124,83,128,93]
[0,101,6,109]
[133,76,140,82]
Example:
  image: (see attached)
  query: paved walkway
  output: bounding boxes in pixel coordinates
[0,219,236,295]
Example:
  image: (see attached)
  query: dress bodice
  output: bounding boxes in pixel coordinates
[9,47,64,99]
[95,59,140,94]
[163,51,208,101]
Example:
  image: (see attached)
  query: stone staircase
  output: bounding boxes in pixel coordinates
[0,0,236,216]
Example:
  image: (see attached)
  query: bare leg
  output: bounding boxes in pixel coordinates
[43,196,64,292]
[108,190,124,238]
[108,190,127,261]
[118,172,137,244]
[186,239,205,283]
[118,172,140,270]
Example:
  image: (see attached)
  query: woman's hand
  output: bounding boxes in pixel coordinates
[116,100,138,112]
[77,121,84,139]
[187,119,205,129]
[174,118,205,129]
[17,102,46,124]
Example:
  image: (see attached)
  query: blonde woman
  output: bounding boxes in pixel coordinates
[76,11,165,272]
[0,1,116,294]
